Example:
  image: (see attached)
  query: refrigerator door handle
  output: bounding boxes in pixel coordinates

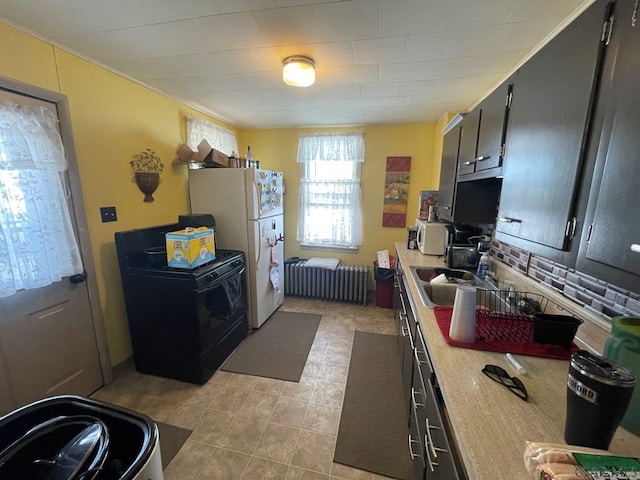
[255,228,261,266]
[252,181,261,218]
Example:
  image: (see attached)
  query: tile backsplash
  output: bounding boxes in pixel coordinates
[491,239,640,323]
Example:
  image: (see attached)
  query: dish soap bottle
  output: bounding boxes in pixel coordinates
[476,252,490,280]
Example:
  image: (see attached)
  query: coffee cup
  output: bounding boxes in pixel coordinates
[564,350,635,449]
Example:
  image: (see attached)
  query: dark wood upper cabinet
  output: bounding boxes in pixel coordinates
[475,82,512,173]
[456,109,480,177]
[438,122,501,224]
[438,125,461,222]
[458,81,513,178]
[496,0,611,252]
[577,0,640,291]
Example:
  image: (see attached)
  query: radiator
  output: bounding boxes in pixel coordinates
[284,261,369,305]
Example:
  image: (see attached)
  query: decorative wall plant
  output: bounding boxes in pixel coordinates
[130,148,163,202]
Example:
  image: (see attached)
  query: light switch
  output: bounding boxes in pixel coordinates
[100,206,117,223]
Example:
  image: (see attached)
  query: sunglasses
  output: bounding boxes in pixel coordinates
[482,364,528,401]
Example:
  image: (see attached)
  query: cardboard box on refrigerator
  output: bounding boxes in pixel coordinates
[174,139,229,167]
[165,227,215,268]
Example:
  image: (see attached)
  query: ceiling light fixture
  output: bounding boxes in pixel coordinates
[282,55,316,87]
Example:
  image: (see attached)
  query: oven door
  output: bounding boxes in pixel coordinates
[195,266,248,351]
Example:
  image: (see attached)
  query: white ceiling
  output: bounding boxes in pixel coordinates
[0,0,593,129]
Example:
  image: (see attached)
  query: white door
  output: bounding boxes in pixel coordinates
[0,84,107,413]
[248,215,284,328]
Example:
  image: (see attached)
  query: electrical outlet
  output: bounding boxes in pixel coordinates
[100,206,117,223]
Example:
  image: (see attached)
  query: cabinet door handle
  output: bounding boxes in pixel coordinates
[424,432,437,472]
[414,345,429,367]
[401,324,409,336]
[497,216,522,224]
[425,417,440,461]
[411,386,425,408]
[408,434,421,460]
[475,155,490,161]
[408,330,415,350]
[441,205,451,210]
[631,244,640,253]
[464,159,478,165]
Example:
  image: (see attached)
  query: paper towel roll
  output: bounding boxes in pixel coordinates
[449,283,477,343]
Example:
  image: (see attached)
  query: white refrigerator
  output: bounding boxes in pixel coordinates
[188,168,285,329]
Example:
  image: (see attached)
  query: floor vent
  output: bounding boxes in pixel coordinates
[284,261,369,305]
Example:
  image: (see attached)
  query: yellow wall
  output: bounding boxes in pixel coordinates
[1,20,443,367]
[239,124,439,274]
[0,21,236,366]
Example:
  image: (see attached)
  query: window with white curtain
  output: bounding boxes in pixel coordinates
[296,132,364,249]
[186,115,238,156]
[0,100,84,298]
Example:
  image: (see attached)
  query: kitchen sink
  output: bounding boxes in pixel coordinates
[408,266,476,307]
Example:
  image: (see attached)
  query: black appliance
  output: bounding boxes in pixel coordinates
[445,244,479,269]
[445,223,482,245]
[115,223,248,385]
[0,395,161,479]
[445,223,482,269]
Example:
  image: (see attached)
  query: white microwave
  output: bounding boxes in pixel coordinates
[415,219,447,255]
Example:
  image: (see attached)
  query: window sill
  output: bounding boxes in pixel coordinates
[300,244,359,254]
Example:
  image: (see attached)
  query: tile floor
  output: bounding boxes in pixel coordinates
[91,297,400,480]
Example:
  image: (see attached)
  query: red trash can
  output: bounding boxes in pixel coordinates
[374,256,396,309]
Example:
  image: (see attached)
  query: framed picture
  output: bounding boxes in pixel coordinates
[418,190,438,219]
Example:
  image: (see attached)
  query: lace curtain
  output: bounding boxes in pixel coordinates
[296,132,364,247]
[186,116,238,156]
[296,132,365,164]
[0,100,84,298]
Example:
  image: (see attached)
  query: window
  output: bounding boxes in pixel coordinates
[296,132,364,249]
[186,115,238,156]
[0,99,83,298]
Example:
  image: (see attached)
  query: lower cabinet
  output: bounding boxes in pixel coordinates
[395,266,414,414]
[412,324,462,479]
[398,272,465,479]
[409,396,427,480]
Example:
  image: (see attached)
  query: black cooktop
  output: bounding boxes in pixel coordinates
[124,249,244,282]
[115,222,246,288]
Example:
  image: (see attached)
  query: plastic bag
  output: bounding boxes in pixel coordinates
[524,441,640,479]
[373,256,396,282]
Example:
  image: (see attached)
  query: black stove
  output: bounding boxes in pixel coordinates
[115,222,248,385]
[123,248,244,289]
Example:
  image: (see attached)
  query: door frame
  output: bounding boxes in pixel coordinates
[0,74,113,385]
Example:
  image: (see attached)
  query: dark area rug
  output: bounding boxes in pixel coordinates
[156,421,192,469]
[334,331,415,480]
[221,310,321,382]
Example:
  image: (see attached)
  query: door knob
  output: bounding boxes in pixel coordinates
[69,273,87,284]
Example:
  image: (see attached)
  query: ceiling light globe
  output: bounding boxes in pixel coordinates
[283,56,315,87]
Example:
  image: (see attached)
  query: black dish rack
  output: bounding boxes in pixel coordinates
[475,289,579,345]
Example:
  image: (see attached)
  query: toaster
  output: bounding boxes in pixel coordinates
[445,244,478,269]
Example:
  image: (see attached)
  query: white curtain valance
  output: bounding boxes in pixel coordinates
[0,100,67,171]
[186,116,238,156]
[297,132,365,163]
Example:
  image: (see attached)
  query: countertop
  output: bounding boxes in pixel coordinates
[394,242,640,480]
